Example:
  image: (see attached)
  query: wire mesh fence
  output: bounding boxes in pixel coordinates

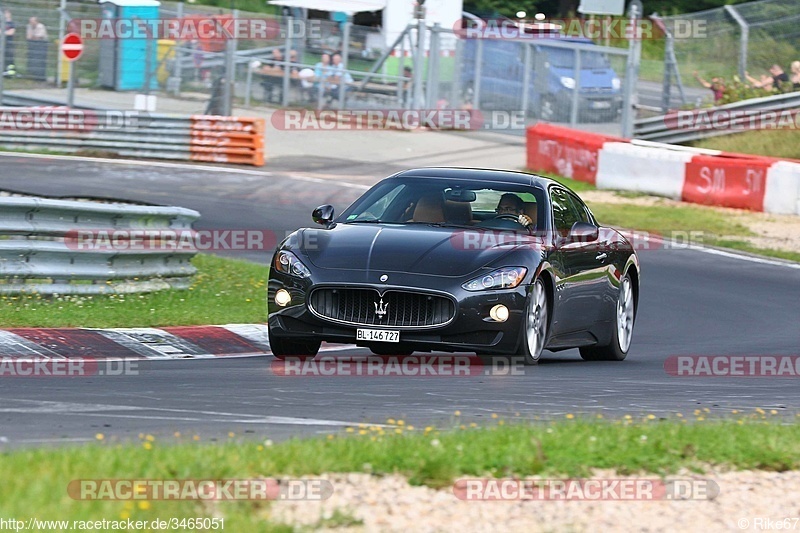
[652,0,800,111]
[440,33,628,129]
[0,1,636,136]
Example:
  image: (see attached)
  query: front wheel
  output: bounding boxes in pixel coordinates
[580,273,635,361]
[519,278,549,365]
[269,335,321,361]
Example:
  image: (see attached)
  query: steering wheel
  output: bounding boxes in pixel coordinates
[495,214,522,222]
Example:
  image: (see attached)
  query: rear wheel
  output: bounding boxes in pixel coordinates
[269,335,320,361]
[519,278,549,365]
[580,273,635,361]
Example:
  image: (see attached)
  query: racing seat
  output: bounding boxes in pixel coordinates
[410,195,446,223]
[444,200,474,225]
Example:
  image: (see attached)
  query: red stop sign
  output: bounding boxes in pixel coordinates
[62,33,84,61]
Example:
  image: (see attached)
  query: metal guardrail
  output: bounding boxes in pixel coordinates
[634,91,800,144]
[0,196,200,295]
[0,108,265,166]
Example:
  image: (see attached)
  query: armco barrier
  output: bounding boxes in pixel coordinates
[0,196,200,295]
[526,123,800,215]
[0,108,265,167]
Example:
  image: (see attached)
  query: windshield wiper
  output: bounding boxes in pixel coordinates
[345,219,383,224]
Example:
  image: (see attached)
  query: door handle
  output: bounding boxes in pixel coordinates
[596,252,607,261]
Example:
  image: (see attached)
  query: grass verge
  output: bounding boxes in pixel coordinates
[691,130,800,161]
[0,254,268,328]
[1,417,798,530]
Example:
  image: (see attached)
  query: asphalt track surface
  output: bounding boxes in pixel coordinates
[0,154,799,447]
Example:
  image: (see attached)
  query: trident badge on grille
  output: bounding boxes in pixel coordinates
[374,298,388,319]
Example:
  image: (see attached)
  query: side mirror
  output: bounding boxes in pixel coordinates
[568,221,599,243]
[312,204,335,227]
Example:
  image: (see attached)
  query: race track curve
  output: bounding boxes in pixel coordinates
[0,154,798,446]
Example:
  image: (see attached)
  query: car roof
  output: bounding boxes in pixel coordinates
[392,167,559,189]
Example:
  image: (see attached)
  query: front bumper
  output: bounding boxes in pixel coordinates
[267,271,529,354]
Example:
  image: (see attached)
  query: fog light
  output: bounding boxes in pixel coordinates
[275,289,292,307]
[489,304,509,322]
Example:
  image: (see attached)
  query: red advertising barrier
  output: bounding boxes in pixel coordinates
[683,154,774,211]
[526,123,626,185]
[524,124,799,215]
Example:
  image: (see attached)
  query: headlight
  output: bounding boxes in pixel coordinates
[274,250,311,278]
[612,77,621,90]
[560,76,575,89]
[462,267,527,291]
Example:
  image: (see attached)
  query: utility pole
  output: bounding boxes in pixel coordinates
[412,0,426,110]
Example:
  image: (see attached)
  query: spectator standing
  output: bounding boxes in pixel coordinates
[693,71,725,103]
[3,10,16,77]
[789,61,800,90]
[25,16,48,80]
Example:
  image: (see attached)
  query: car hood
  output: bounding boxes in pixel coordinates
[295,224,542,277]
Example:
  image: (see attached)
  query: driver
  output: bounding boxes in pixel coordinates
[495,193,534,227]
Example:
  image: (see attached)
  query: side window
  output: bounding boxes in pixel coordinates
[565,192,592,224]
[550,188,581,237]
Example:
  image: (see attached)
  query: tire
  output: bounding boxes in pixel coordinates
[519,278,549,365]
[580,273,635,362]
[269,335,321,361]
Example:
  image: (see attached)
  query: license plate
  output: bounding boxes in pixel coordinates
[357,329,400,343]
[591,101,611,109]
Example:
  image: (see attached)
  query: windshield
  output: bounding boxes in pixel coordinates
[339,177,546,232]
[546,48,611,69]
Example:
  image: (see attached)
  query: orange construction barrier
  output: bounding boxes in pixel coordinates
[189,116,265,166]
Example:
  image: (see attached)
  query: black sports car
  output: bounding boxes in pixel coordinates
[268,168,639,364]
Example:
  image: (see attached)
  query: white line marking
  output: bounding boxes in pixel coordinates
[0,400,388,427]
[0,152,370,190]
[625,230,800,270]
[685,244,800,270]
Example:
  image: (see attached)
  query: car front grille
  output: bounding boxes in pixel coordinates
[309,288,456,328]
